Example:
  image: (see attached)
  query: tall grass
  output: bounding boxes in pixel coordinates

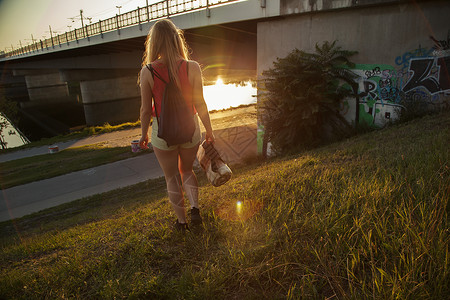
[0,111,448,299]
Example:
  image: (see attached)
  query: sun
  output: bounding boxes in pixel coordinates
[215,77,225,86]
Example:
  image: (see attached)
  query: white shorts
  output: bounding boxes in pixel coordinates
[151,114,202,151]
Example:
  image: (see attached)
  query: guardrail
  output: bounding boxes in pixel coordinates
[4,0,242,58]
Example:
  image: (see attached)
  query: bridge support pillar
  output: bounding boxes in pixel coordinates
[15,70,75,107]
[0,69,29,102]
[80,75,140,126]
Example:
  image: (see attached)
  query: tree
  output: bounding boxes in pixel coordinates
[259,41,359,154]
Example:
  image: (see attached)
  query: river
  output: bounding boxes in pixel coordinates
[203,78,257,111]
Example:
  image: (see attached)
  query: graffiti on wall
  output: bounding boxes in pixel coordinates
[340,42,450,127]
[403,56,450,94]
[342,64,404,127]
[394,46,434,72]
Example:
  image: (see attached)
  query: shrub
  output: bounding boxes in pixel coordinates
[259,41,359,154]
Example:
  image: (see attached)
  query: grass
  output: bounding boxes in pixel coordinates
[0,143,149,189]
[0,111,449,299]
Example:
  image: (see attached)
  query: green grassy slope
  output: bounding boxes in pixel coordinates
[0,111,448,299]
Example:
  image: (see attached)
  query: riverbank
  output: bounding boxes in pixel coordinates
[0,105,257,188]
[0,105,256,159]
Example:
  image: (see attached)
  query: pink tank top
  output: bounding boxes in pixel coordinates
[151,60,196,117]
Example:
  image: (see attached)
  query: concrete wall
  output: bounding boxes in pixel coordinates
[23,72,72,106]
[80,75,140,125]
[258,0,450,127]
[0,69,28,102]
[210,124,258,165]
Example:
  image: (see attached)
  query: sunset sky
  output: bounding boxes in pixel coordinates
[0,0,159,52]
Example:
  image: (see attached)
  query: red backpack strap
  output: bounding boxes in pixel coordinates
[146,63,165,118]
[146,64,167,84]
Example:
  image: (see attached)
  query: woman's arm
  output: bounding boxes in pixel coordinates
[139,66,154,149]
[189,61,215,143]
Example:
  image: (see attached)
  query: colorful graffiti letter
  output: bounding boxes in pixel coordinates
[403,57,450,94]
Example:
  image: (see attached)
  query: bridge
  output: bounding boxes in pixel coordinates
[1,0,274,135]
[2,0,263,58]
[1,0,448,137]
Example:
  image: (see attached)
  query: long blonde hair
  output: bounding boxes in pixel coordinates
[142,19,189,87]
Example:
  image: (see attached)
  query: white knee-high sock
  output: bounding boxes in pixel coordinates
[182,171,199,209]
[166,174,186,223]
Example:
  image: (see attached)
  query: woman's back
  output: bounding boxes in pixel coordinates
[150,59,196,117]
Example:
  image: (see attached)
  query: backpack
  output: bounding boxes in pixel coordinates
[147,61,195,147]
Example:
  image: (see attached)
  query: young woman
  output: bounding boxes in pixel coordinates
[139,19,215,231]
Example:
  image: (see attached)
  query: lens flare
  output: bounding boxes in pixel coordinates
[236,200,243,214]
[215,199,262,221]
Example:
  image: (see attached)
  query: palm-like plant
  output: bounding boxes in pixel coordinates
[259,41,359,154]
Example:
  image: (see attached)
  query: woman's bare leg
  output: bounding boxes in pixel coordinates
[153,147,186,223]
[178,144,200,209]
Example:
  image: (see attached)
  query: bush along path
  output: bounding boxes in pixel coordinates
[259,41,359,155]
[0,111,448,299]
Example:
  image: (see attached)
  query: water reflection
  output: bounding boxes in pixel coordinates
[203,77,257,111]
[0,113,29,149]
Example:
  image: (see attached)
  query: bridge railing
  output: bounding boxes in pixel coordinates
[4,0,242,58]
